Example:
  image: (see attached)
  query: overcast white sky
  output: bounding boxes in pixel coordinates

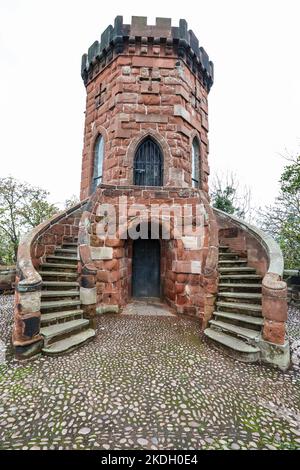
[0,0,299,208]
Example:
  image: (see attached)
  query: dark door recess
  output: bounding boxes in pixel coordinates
[132,239,160,298]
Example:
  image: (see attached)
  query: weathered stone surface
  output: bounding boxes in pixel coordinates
[181,236,201,250]
[191,261,201,274]
[96,305,119,314]
[262,295,288,322]
[259,338,290,371]
[91,247,113,260]
[173,104,191,122]
[80,287,97,305]
[19,291,41,314]
[0,267,16,292]
[1,296,300,450]
[263,320,286,345]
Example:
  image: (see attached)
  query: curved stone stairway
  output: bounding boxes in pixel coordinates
[39,236,95,355]
[204,245,263,362]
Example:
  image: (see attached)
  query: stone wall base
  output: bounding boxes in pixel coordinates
[259,338,290,371]
[14,339,44,361]
[96,304,120,314]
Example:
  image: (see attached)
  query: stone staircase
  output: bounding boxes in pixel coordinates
[204,245,264,362]
[39,236,95,355]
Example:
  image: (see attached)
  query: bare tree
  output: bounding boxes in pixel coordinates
[210,172,253,221]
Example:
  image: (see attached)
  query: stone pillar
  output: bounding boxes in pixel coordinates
[13,283,43,359]
[78,211,98,329]
[259,272,290,370]
[262,273,288,345]
[80,285,97,329]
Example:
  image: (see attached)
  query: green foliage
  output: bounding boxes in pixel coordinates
[259,155,300,269]
[0,177,59,264]
[213,186,241,215]
[0,237,15,265]
[210,173,252,220]
[280,155,300,194]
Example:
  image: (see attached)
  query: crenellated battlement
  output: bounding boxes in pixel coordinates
[81,16,214,91]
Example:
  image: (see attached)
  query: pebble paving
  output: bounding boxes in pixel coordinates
[0,295,300,450]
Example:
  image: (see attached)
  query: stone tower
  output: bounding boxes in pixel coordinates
[80,16,213,197]
[79,16,218,322]
[13,15,289,368]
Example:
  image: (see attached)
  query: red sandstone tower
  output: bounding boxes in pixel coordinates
[79,16,217,320]
[80,16,213,198]
[13,16,289,369]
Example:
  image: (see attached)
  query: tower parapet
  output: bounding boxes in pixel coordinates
[81,16,214,92]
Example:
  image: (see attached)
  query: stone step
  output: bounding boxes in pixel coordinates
[214,310,264,326]
[216,301,262,314]
[40,271,78,278]
[41,290,80,298]
[219,252,239,259]
[219,274,262,281]
[218,292,262,301]
[42,281,79,288]
[218,260,248,265]
[219,256,240,262]
[41,300,81,311]
[219,267,257,273]
[41,309,84,325]
[209,319,261,341]
[40,318,89,346]
[42,329,95,355]
[55,248,78,254]
[63,236,78,242]
[46,255,78,263]
[219,246,229,251]
[62,242,78,247]
[204,328,260,354]
[219,283,261,289]
[41,263,78,270]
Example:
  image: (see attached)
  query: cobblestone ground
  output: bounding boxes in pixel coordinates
[0,295,300,450]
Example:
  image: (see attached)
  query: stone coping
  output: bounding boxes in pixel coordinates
[0,265,16,273]
[17,199,88,293]
[214,208,284,277]
[284,269,300,277]
[91,183,207,198]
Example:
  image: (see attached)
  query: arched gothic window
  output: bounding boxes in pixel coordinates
[192,137,201,188]
[91,135,104,192]
[134,138,163,186]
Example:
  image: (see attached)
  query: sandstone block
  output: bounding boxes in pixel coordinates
[91,247,113,260]
[80,287,97,305]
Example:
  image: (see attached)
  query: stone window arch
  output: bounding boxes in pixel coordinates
[125,130,171,186]
[191,137,201,188]
[91,134,104,193]
[133,137,163,186]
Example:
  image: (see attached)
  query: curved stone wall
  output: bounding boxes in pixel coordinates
[214,208,288,347]
[13,200,88,358]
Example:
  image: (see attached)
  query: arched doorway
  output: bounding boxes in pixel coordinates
[132,239,161,298]
[134,138,163,186]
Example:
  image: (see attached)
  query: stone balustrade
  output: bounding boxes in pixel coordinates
[214,208,289,368]
[13,200,88,359]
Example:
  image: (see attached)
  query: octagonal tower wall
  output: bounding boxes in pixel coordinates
[80,16,214,199]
